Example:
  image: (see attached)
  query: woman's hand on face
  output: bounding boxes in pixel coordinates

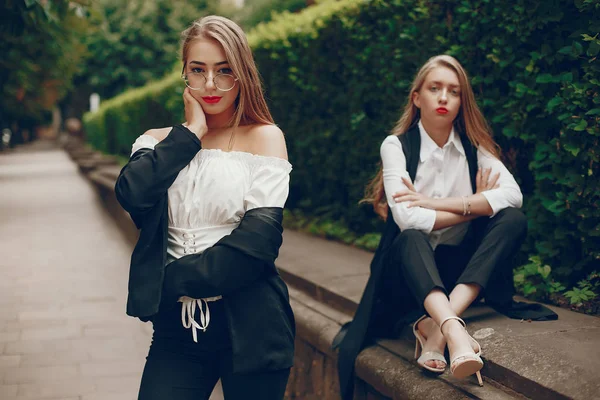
[392,177,440,210]
[476,168,500,193]
[183,87,208,139]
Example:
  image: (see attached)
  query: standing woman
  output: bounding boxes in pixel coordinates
[336,55,554,399]
[115,16,294,400]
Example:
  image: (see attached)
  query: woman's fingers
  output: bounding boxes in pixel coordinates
[482,167,491,183]
[182,88,207,138]
[488,172,500,189]
[476,168,500,192]
[396,196,417,203]
[392,191,410,199]
[392,192,415,203]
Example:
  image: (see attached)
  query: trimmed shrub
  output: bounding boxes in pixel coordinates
[84,0,600,285]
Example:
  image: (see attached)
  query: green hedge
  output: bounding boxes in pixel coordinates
[84,0,600,285]
[84,74,184,156]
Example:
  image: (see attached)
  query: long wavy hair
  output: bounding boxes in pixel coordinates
[180,16,274,135]
[364,55,501,219]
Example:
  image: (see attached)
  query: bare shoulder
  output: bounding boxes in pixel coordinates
[143,127,172,142]
[247,124,288,160]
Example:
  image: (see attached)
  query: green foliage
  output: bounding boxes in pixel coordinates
[514,256,565,301]
[84,0,600,289]
[250,0,600,285]
[564,271,599,305]
[83,72,184,155]
[564,286,596,305]
[283,209,381,251]
[219,0,310,30]
[1,0,89,124]
[521,0,600,283]
[77,0,214,100]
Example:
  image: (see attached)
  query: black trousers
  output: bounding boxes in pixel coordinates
[389,208,528,310]
[138,300,290,400]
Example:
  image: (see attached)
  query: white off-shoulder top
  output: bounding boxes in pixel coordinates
[131,134,292,342]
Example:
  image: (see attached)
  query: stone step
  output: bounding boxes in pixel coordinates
[277,230,600,400]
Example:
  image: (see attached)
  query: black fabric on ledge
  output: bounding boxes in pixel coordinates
[488,301,557,321]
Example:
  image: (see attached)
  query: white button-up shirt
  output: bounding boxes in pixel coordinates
[381,120,523,249]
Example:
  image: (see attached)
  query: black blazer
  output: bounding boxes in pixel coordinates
[115,125,295,373]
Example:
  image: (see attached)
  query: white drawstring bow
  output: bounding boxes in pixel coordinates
[181,298,211,343]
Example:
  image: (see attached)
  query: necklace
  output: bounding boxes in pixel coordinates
[227,128,236,151]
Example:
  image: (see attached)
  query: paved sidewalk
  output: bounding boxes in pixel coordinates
[0,142,223,399]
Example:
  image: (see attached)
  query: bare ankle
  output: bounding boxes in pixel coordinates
[441,320,464,338]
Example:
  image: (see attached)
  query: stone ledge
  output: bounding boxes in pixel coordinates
[63,138,118,175]
[277,230,600,400]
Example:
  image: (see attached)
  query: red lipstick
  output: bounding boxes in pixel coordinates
[436,107,448,114]
[202,96,222,104]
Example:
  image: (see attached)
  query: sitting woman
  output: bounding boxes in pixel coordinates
[335,55,554,399]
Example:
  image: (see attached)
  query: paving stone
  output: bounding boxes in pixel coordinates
[0,332,19,343]
[19,349,89,367]
[20,325,82,341]
[71,337,143,361]
[3,365,79,385]
[0,383,18,398]
[16,379,96,398]
[80,360,144,378]
[82,393,135,400]
[17,309,68,323]
[93,375,141,393]
[1,319,67,333]
[3,339,71,355]
[0,355,20,369]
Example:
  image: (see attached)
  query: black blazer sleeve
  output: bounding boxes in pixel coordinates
[115,125,201,217]
[162,208,284,301]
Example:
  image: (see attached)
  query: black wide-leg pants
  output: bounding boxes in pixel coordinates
[138,300,290,400]
[389,208,528,309]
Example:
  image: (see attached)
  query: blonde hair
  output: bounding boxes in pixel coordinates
[364,55,501,219]
[180,15,274,134]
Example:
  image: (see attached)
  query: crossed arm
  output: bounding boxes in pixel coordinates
[381,138,523,233]
[393,170,498,231]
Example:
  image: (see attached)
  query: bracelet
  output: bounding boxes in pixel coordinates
[461,196,467,216]
[466,198,472,215]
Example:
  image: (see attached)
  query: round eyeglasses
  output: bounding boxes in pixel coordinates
[182,72,239,92]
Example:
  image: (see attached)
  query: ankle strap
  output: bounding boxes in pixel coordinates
[439,316,466,334]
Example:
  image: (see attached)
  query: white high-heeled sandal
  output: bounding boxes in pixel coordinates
[439,316,484,386]
[413,315,447,373]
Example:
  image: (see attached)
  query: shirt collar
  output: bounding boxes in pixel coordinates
[417,120,465,162]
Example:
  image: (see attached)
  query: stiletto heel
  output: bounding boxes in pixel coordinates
[439,316,484,386]
[413,315,447,373]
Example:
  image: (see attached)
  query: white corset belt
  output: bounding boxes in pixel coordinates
[167,224,239,342]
